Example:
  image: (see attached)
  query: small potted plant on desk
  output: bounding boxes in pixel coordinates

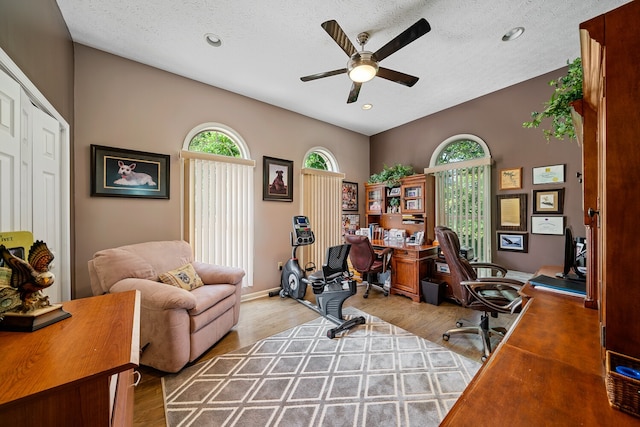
[388,197,400,213]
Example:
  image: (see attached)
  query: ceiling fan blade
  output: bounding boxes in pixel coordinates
[300,68,347,82]
[377,67,419,87]
[374,18,431,62]
[321,20,357,57]
[347,82,362,104]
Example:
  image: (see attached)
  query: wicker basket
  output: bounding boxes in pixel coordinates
[606,350,640,418]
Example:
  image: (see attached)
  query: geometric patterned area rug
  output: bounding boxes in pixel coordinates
[162,308,481,427]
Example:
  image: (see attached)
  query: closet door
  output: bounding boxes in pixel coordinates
[32,107,62,303]
[0,68,20,231]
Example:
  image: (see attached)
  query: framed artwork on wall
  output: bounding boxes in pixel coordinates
[342,181,358,211]
[532,188,565,214]
[90,144,170,199]
[499,167,523,190]
[263,156,293,202]
[497,232,529,253]
[497,194,527,231]
[532,164,565,184]
[531,216,565,235]
[342,214,360,236]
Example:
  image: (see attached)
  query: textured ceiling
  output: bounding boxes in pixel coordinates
[55,0,629,136]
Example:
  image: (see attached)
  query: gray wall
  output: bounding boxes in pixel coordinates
[370,70,584,274]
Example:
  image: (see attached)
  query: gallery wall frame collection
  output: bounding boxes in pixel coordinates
[496,164,569,248]
[90,144,170,199]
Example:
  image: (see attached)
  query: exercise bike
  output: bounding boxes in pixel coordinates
[270,216,365,338]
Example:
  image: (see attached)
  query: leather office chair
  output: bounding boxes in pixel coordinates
[435,226,524,361]
[344,234,393,298]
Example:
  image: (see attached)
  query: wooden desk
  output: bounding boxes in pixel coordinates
[371,239,438,302]
[0,291,141,427]
[441,266,640,426]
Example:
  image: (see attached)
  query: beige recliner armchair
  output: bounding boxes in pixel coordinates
[88,240,245,373]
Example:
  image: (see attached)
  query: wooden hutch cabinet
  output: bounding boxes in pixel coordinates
[365,174,435,243]
[365,182,385,216]
[579,1,640,361]
[363,174,436,301]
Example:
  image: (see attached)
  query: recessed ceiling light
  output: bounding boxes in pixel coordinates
[362,104,373,110]
[204,33,222,47]
[502,27,525,42]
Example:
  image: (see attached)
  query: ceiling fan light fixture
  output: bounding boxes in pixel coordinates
[348,52,378,83]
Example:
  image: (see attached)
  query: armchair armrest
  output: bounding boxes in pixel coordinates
[192,262,245,285]
[470,262,508,277]
[374,247,393,272]
[111,277,197,310]
[460,278,524,314]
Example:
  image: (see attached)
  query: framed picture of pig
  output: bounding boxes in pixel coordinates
[90,144,170,199]
[263,156,293,202]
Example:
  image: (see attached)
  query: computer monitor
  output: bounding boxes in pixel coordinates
[561,227,586,281]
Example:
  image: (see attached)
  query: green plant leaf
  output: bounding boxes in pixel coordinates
[523,58,583,141]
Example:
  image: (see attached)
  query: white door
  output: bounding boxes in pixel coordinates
[0,65,67,303]
[0,68,20,231]
[32,107,62,303]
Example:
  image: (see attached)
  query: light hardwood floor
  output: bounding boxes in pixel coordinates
[133,288,517,426]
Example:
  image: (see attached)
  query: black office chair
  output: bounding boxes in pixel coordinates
[344,234,393,298]
[435,226,524,361]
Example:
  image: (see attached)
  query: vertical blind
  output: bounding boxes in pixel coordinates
[426,157,492,262]
[182,151,255,287]
[300,168,345,271]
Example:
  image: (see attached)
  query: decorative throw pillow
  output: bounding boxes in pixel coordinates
[158,263,204,291]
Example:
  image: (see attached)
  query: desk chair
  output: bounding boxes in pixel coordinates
[435,226,524,361]
[344,235,393,298]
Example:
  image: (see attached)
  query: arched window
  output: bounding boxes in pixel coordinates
[426,134,492,262]
[181,123,255,287]
[303,146,339,171]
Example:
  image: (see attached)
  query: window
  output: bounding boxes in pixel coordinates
[300,147,343,269]
[426,134,492,262]
[303,147,339,172]
[182,123,255,287]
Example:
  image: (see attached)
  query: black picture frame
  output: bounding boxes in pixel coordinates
[263,156,293,202]
[342,181,358,211]
[497,232,529,253]
[90,144,170,199]
[532,188,565,214]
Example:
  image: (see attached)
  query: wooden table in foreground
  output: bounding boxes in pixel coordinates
[441,266,640,426]
[0,290,141,427]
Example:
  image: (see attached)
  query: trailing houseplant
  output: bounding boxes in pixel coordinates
[368,163,414,187]
[523,58,583,141]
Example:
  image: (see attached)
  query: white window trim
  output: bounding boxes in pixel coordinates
[303,146,339,172]
[182,122,251,160]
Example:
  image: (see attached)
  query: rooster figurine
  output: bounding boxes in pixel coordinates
[0,241,55,312]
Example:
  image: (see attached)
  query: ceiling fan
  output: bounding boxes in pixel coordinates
[300,18,431,104]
